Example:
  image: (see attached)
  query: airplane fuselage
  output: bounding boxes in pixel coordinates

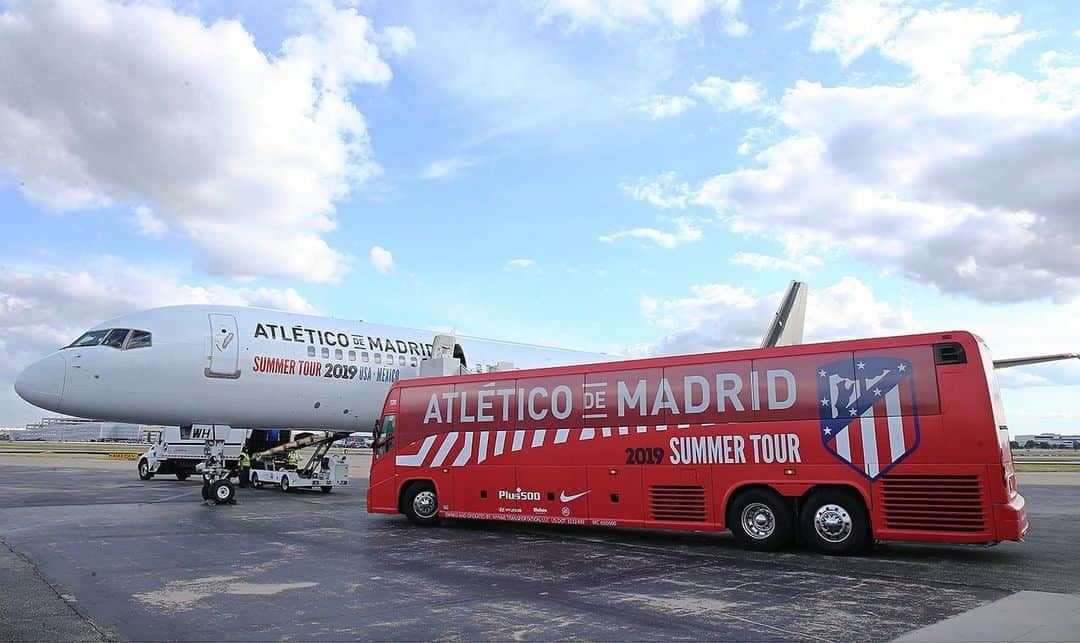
[14,305,607,432]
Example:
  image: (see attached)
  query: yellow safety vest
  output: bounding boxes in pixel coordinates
[239,453,251,468]
[287,452,299,466]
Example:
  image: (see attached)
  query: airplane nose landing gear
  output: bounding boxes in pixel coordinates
[198,432,237,505]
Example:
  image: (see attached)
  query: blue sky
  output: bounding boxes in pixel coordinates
[0,0,1078,433]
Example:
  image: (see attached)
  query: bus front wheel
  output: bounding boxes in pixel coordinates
[802,489,871,555]
[403,483,440,526]
[727,488,794,551]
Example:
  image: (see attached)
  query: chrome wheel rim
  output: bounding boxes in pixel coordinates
[740,502,776,540]
[814,503,853,543]
[413,490,437,519]
[139,462,148,477]
[214,484,231,501]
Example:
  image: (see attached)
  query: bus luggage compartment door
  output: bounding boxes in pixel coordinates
[586,465,644,527]
[453,465,516,516]
[514,466,590,523]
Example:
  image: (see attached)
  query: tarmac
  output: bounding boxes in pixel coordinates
[1,455,1079,641]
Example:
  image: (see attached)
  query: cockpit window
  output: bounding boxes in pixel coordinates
[68,329,109,348]
[102,328,131,349]
[126,330,152,350]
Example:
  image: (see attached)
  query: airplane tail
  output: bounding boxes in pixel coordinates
[761,281,808,348]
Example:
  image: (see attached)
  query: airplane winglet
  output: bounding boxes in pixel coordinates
[993,353,1080,369]
[761,281,808,349]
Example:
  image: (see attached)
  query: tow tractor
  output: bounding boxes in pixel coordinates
[249,432,350,493]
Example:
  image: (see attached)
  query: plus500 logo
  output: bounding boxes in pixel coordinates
[498,487,541,501]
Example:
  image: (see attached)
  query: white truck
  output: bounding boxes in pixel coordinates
[138,425,249,481]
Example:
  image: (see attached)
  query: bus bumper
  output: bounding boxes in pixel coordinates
[994,492,1029,542]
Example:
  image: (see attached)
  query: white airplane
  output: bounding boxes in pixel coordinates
[13,304,609,433]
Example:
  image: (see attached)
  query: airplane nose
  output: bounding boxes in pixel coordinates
[14,353,66,412]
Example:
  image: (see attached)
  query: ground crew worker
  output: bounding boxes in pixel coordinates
[238,450,251,487]
[287,450,300,470]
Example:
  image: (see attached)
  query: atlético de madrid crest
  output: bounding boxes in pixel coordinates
[818,356,921,481]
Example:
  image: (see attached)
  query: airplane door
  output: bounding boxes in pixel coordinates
[206,314,240,379]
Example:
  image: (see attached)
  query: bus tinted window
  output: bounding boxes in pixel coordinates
[68,329,109,348]
[102,329,131,349]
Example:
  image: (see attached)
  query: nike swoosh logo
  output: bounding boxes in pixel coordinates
[560,491,589,503]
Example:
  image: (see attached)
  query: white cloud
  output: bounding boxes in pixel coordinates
[881,9,1034,78]
[421,155,480,180]
[730,251,822,273]
[629,94,697,120]
[132,205,167,239]
[600,217,702,248]
[532,0,747,34]
[0,0,413,284]
[369,246,395,275]
[619,171,691,209]
[692,5,1080,303]
[0,257,319,424]
[810,0,911,65]
[812,1,1037,77]
[641,276,916,355]
[689,76,766,111]
[504,258,537,271]
[718,0,750,37]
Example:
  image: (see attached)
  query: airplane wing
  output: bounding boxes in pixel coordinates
[993,353,1079,369]
[760,281,808,348]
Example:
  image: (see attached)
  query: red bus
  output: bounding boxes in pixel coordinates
[367,331,1027,554]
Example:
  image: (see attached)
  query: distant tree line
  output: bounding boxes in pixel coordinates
[1011,440,1080,449]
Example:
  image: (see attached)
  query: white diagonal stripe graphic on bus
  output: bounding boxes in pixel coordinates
[477,431,489,463]
[396,435,437,467]
[452,432,473,467]
[429,432,458,467]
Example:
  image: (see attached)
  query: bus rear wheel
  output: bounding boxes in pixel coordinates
[802,489,871,555]
[728,488,793,551]
[403,482,440,526]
